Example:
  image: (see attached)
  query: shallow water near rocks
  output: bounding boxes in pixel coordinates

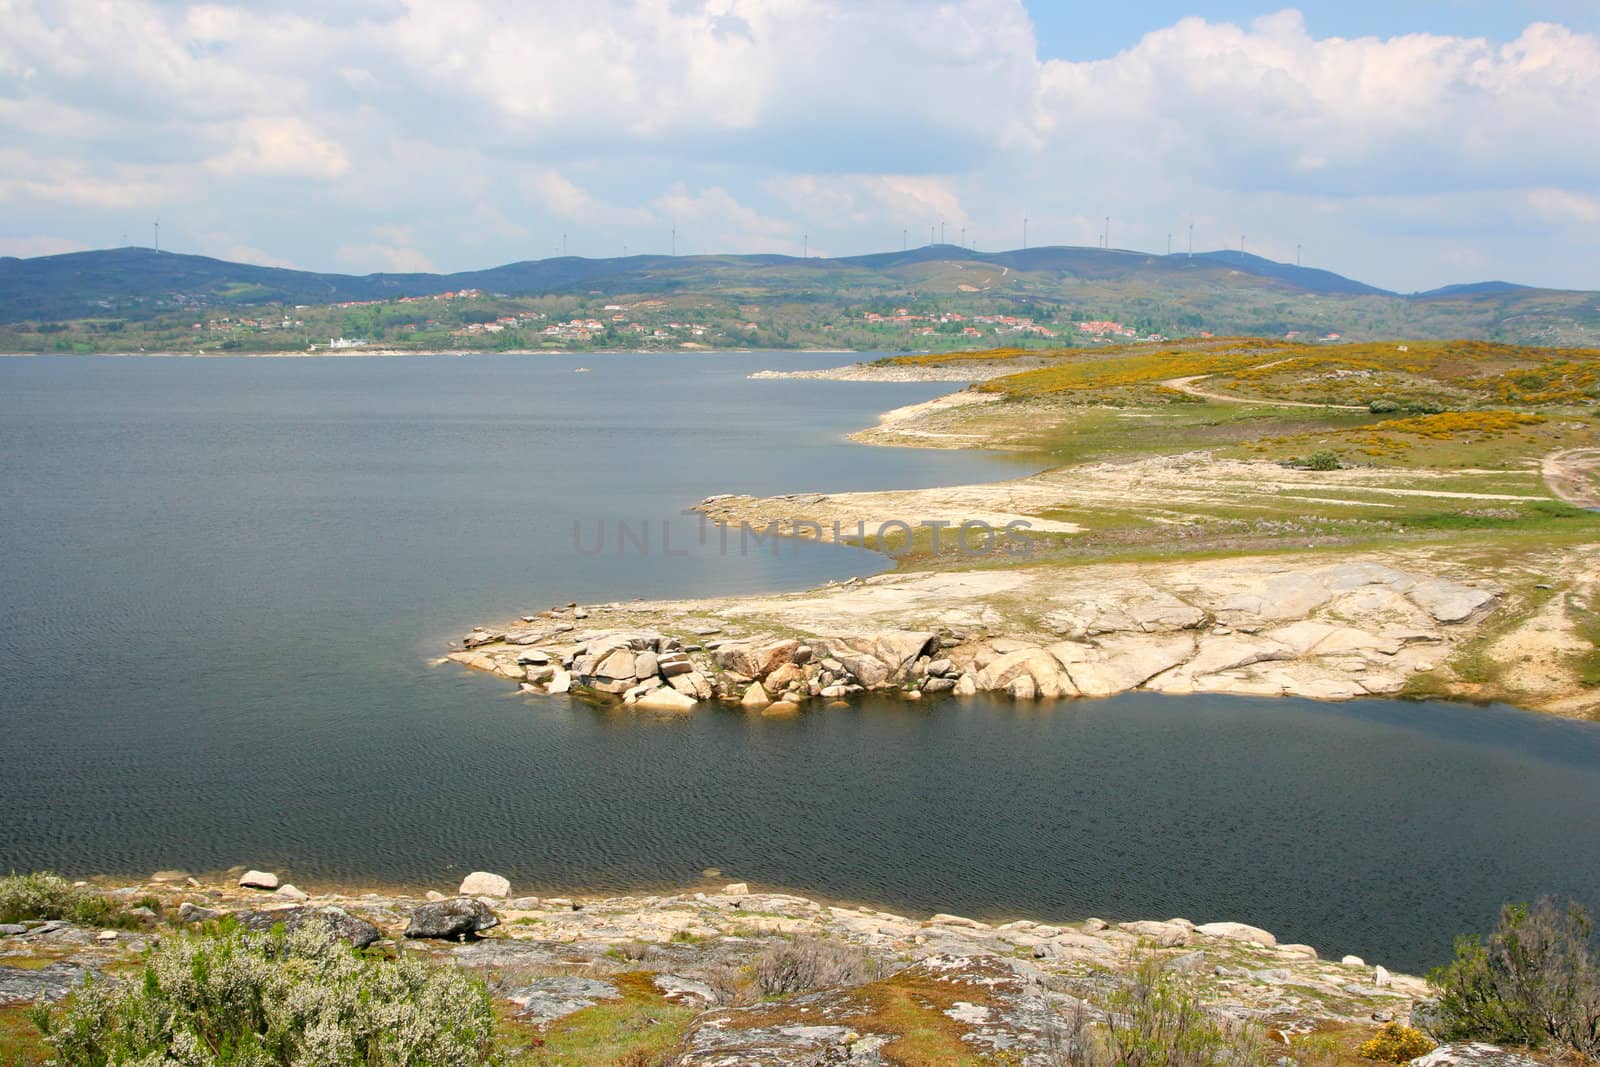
[2,352,1598,973]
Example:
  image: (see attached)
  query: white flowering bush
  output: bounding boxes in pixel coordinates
[33,921,502,1065]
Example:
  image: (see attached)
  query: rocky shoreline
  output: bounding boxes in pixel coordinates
[448,555,1504,712]
[4,869,1446,1065]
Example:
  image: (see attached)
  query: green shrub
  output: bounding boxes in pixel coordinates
[33,921,502,1065]
[1306,450,1341,471]
[0,872,135,929]
[1370,398,1400,413]
[1358,1022,1435,1062]
[1429,897,1600,1058]
[1095,958,1273,1067]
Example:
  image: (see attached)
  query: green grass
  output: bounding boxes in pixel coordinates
[503,972,695,1067]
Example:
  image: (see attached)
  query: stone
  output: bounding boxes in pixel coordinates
[723,882,750,896]
[923,676,957,693]
[1278,943,1318,959]
[740,682,771,709]
[594,648,637,681]
[635,686,698,712]
[236,905,383,948]
[0,923,26,936]
[1119,920,1191,947]
[178,902,220,924]
[458,871,512,898]
[95,929,117,942]
[1342,954,1367,967]
[670,671,715,700]
[275,884,309,901]
[1165,951,1207,973]
[654,973,718,1005]
[657,652,693,676]
[548,668,572,694]
[1407,1044,1541,1067]
[1376,964,1392,987]
[149,869,190,884]
[405,898,500,940]
[873,630,938,675]
[1407,580,1499,624]
[633,650,659,678]
[426,890,447,902]
[516,649,551,665]
[763,700,802,716]
[463,629,503,649]
[835,651,890,688]
[238,870,280,890]
[764,663,808,692]
[1195,921,1277,947]
[718,640,801,680]
[954,673,978,696]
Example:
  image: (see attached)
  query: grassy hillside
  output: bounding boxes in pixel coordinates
[2,245,1597,352]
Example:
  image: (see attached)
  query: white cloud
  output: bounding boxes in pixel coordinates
[765,175,973,233]
[0,0,1596,287]
[652,183,797,254]
[336,224,437,273]
[1032,13,1600,195]
[205,117,350,178]
[1527,188,1600,225]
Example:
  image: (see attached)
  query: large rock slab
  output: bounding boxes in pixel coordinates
[1408,1044,1541,1067]
[0,960,89,1005]
[1407,580,1499,624]
[234,905,383,948]
[504,976,619,1024]
[976,646,1076,698]
[404,898,500,940]
[1196,921,1277,947]
[1054,634,1195,697]
[872,630,938,676]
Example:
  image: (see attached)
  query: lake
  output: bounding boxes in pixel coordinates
[2,351,1598,973]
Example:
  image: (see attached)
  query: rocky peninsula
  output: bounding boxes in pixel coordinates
[451,340,1600,717]
[448,552,1512,712]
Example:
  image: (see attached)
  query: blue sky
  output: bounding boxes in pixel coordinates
[0,1,1596,292]
[1029,1,1600,58]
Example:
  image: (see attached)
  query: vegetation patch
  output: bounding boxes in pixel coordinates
[0,873,140,930]
[32,922,501,1066]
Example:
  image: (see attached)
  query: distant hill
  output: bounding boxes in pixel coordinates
[1413,281,1533,299]
[1,244,1596,346]
[0,244,1395,322]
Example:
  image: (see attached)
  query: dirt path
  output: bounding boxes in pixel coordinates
[1542,448,1600,508]
[1161,373,1368,411]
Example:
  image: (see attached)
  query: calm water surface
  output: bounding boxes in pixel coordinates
[2,352,1598,972]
